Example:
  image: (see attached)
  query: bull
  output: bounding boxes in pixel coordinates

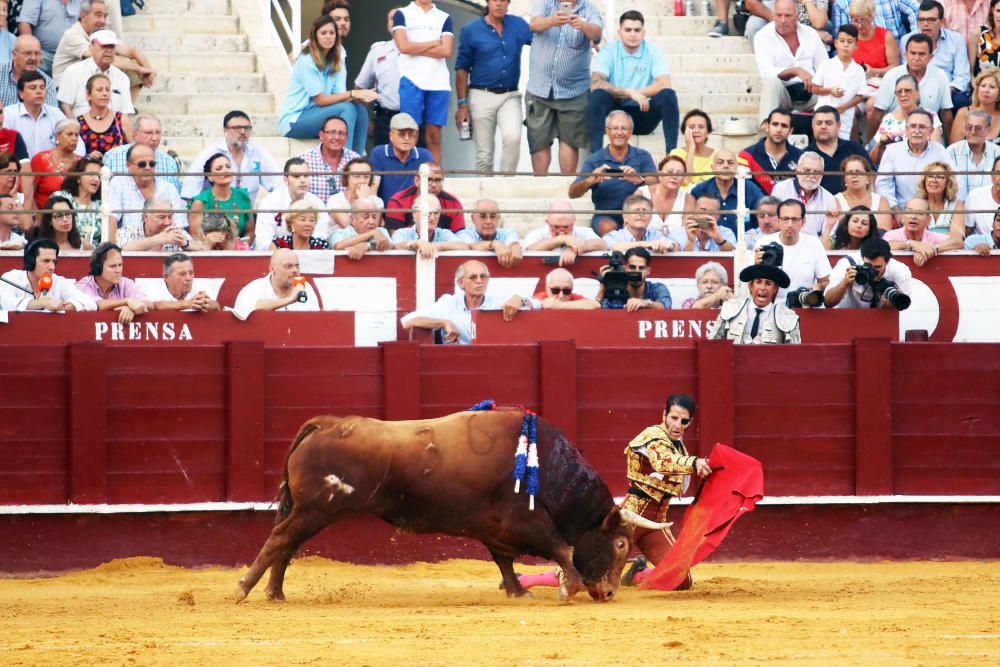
[235,408,668,602]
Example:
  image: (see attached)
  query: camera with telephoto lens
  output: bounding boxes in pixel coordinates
[759,241,784,267]
[784,286,825,309]
[594,251,643,309]
[872,279,911,310]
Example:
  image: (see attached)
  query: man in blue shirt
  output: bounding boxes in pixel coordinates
[690,149,764,234]
[899,1,971,109]
[455,0,532,174]
[369,112,433,202]
[587,10,678,154]
[596,246,672,310]
[568,110,657,236]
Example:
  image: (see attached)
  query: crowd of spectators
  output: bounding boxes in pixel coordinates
[0,0,996,335]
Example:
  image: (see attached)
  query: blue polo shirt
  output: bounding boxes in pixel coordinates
[455,15,532,89]
[690,177,764,234]
[370,143,433,202]
[390,226,459,243]
[592,39,670,92]
[576,145,657,227]
[456,227,520,244]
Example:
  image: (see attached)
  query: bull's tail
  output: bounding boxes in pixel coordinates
[274,421,322,525]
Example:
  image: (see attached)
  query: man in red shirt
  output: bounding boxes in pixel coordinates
[384,161,466,232]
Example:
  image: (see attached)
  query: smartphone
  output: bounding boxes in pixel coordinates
[558,1,573,15]
[696,217,711,229]
[604,167,623,174]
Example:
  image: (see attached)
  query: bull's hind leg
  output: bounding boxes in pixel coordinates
[489,548,531,598]
[235,507,330,603]
[263,509,332,601]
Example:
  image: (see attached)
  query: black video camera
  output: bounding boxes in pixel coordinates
[595,251,643,309]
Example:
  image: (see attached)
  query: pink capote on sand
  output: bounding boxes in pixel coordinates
[641,443,764,591]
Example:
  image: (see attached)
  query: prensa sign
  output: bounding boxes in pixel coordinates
[95,321,194,342]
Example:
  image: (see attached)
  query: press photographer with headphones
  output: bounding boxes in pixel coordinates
[75,243,154,323]
[0,239,97,312]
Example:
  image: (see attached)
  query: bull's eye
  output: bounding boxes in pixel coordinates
[616,538,627,550]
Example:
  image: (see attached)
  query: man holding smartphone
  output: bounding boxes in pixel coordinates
[526,0,604,175]
[568,109,657,236]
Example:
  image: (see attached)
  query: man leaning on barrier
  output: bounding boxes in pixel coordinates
[456,198,523,268]
[525,201,605,266]
[234,248,321,314]
[400,259,534,344]
[330,199,393,261]
[144,253,220,312]
[824,236,913,309]
[534,267,600,310]
[603,194,679,254]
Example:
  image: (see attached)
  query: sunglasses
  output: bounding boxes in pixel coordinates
[549,287,573,295]
[133,160,157,168]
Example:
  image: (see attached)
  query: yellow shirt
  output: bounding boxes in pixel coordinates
[669,148,715,185]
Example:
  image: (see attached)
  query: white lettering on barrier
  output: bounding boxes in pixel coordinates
[637,319,714,340]
[95,321,193,342]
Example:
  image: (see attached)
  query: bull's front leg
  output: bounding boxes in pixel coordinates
[551,545,585,602]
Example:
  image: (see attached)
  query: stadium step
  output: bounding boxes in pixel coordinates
[145,51,256,74]
[136,92,274,116]
[128,32,248,53]
[144,0,232,14]
[121,13,240,34]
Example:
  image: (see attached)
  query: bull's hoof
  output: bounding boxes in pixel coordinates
[264,589,286,602]
[234,579,250,604]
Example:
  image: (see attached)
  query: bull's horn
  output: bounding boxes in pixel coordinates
[619,508,673,531]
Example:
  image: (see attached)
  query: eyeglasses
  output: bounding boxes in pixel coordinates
[133,160,157,168]
[427,177,444,183]
[52,211,73,219]
[925,173,947,180]
[917,16,940,22]
[322,129,348,137]
[549,287,573,295]
[895,88,916,95]
[226,124,252,132]
[779,216,803,223]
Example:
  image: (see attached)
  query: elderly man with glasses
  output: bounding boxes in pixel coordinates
[875,108,955,212]
[456,198,523,267]
[105,143,187,242]
[771,150,840,236]
[182,110,280,202]
[103,114,181,190]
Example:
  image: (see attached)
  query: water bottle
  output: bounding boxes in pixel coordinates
[459,119,472,141]
[702,0,714,16]
[685,0,696,17]
[674,0,685,16]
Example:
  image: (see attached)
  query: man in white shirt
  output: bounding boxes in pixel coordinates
[524,200,605,266]
[963,156,1000,236]
[118,195,202,252]
[753,198,831,299]
[825,237,913,309]
[234,248,321,314]
[180,110,280,203]
[401,259,531,344]
[2,69,66,155]
[947,111,1000,197]
[753,0,827,124]
[392,0,454,163]
[0,238,97,312]
[145,253,220,312]
[254,157,332,250]
[57,29,135,118]
[356,7,403,146]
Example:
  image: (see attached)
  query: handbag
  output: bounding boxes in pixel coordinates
[732,1,751,36]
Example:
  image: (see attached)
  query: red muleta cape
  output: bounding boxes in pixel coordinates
[641,443,764,591]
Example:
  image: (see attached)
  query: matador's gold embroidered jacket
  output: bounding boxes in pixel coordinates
[624,424,698,502]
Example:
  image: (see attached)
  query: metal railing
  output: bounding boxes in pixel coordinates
[260,0,301,57]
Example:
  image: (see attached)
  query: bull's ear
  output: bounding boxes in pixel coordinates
[601,507,622,531]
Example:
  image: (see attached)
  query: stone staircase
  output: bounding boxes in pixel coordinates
[122,0,311,169]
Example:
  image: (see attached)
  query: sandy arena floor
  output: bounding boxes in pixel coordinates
[1,557,997,666]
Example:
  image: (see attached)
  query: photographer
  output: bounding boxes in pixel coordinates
[596,247,672,311]
[753,198,830,303]
[668,193,736,252]
[824,237,913,310]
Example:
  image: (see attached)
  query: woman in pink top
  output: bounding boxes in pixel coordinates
[75,242,153,323]
[882,198,964,266]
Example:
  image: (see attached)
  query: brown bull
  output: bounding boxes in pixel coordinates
[235,408,667,602]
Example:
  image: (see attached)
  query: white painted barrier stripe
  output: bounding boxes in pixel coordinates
[1,496,999,515]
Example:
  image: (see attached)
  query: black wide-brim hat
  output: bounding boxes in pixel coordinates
[739,263,791,289]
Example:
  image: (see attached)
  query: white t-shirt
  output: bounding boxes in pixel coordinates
[234,275,321,313]
[523,225,600,246]
[755,232,832,297]
[813,56,866,140]
[963,184,999,237]
[326,191,385,227]
[56,59,136,117]
[254,189,332,251]
[827,254,913,308]
[392,2,453,91]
